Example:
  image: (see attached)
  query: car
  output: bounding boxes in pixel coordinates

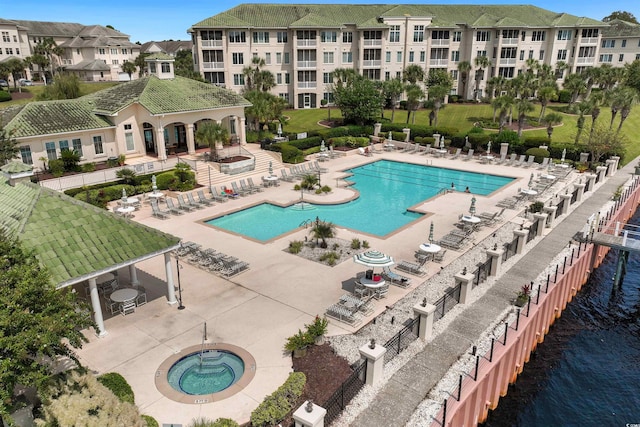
[19,79,33,86]
[0,79,8,87]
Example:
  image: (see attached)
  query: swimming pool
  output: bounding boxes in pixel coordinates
[207,160,513,241]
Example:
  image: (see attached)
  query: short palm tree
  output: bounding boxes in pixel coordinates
[300,174,319,190]
[310,219,336,248]
[543,113,563,142]
[195,121,229,161]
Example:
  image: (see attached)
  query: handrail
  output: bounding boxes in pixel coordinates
[299,219,312,228]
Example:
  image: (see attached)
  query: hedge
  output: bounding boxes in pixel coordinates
[286,136,322,150]
[280,144,305,163]
[328,136,369,147]
[525,147,550,163]
[250,372,306,427]
[0,90,12,102]
[97,372,135,404]
[142,415,159,427]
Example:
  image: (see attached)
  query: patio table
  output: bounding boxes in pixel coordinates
[110,288,139,304]
[116,206,135,217]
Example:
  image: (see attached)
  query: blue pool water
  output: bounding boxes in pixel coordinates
[167,350,245,395]
[207,160,514,241]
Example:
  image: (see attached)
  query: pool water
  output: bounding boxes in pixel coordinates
[207,160,513,241]
[167,350,245,395]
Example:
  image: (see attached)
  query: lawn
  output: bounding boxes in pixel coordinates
[0,81,119,108]
[284,102,640,166]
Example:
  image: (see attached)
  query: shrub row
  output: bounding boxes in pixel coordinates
[328,136,369,147]
[250,372,306,427]
[97,373,135,404]
[380,123,460,138]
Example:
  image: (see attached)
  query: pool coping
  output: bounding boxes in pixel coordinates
[155,343,257,404]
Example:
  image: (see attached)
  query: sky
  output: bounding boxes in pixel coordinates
[2,0,639,43]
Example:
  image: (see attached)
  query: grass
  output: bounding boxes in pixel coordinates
[0,81,119,108]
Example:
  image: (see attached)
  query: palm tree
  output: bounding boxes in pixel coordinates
[616,88,638,134]
[582,67,601,100]
[457,61,472,99]
[486,76,506,100]
[537,84,558,121]
[563,73,587,106]
[383,77,405,122]
[587,92,604,144]
[473,55,491,100]
[121,61,137,81]
[405,84,423,124]
[427,85,450,127]
[543,113,563,142]
[608,86,632,128]
[403,64,425,85]
[134,53,149,77]
[491,95,513,132]
[34,38,63,81]
[514,98,534,137]
[309,219,336,248]
[195,121,228,161]
[574,101,593,143]
[4,57,25,91]
[301,174,319,190]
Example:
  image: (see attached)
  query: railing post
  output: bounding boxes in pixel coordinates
[486,246,504,276]
[489,338,495,362]
[413,301,436,340]
[359,340,386,386]
[455,269,474,304]
[293,401,327,427]
[457,375,463,401]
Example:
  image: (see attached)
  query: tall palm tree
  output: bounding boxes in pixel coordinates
[195,121,228,161]
[457,61,472,99]
[537,84,558,121]
[403,64,425,85]
[616,88,638,134]
[383,77,405,122]
[514,98,534,137]
[121,61,137,81]
[563,73,587,106]
[587,92,605,144]
[405,84,423,124]
[134,53,149,77]
[543,113,563,142]
[486,76,506,100]
[34,38,63,81]
[427,85,450,127]
[582,67,601,100]
[574,101,593,143]
[473,55,491,100]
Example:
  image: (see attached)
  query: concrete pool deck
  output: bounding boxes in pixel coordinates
[73,146,572,425]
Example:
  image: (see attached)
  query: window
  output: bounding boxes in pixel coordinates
[277,31,288,43]
[397,51,402,62]
[432,30,449,40]
[265,52,271,65]
[521,31,526,41]
[161,62,170,73]
[1,32,9,42]
[59,140,69,152]
[389,25,400,43]
[476,31,490,42]
[385,71,390,80]
[413,25,424,42]
[232,52,243,65]
[19,146,32,165]
[363,49,381,62]
[92,136,103,155]
[253,31,269,43]
[557,49,567,60]
[323,92,334,103]
[229,31,246,43]
[619,54,624,62]
[500,47,517,58]
[636,54,640,60]
[276,52,282,64]
[539,50,544,61]
[599,54,613,63]
[98,48,106,55]
[477,50,487,58]
[277,73,282,84]
[396,71,401,78]
[409,51,414,62]
[385,51,391,62]
[323,52,334,64]
[320,31,337,43]
[451,50,460,62]
[420,51,425,62]
[284,52,290,64]
[343,31,353,43]
[532,31,546,42]
[0,48,2,54]
[557,30,572,40]
[233,74,245,85]
[203,50,223,63]
[15,48,19,55]
[125,133,134,151]
[453,31,461,42]
[205,72,225,85]
[502,30,519,39]
[498,67,515,78]
[578,46,596,58]
[112,60,119,65]
[528,50,534,59]
[601,40,615,48]
[342,52,353,63]
[520,50,525,60]
[279,93,290,102]
[72,139,82,157]
[323,72,333,83]
[363,69,380,80]
[111,48,118,54]
[201,30,223,41]
[450,70,458,80]
[285,73,290,84]
[363,30,382,41]
[581,29,599,38]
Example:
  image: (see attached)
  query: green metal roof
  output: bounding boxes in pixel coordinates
[1,160,33,174]
[601,19,640,37]
[190,4,605,30]
[0,180,180,287]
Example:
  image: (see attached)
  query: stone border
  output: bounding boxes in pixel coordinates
[155,342,256,404]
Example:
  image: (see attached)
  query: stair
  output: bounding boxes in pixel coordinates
[192,149,285,188]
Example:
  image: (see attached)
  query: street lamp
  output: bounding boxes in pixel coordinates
[176,257,185,310]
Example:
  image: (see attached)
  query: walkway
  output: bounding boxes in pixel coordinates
[350,162,637,426]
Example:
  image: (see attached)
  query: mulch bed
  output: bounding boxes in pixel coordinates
[10,91,33,100]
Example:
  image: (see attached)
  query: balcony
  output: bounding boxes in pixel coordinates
[429,59,449,67]
[363,39,382,47]
[431,39,450,46]
[202,62,225,70]
[502,38,518,45]
[201,40,223,47]
[297,39,317,47]
[576,57,595,65]
[581,37,598,45]
[297,81,317,89]
[499,58,516,65]
[297,61,317,69]
[362,60,381,68]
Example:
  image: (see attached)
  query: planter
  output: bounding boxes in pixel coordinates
[292,347,308,358]
[219,157,255,175]
[314,335,325,346]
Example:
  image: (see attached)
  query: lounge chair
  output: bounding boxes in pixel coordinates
[209,186,228,202]
[514,154,526,166]
[505,153,517,165]
[150,200,170,219]
[381,266,412,288]
[280,169,295,182]
[450,148,462,159]
[538,157,550,169]
[313,160,328,173]
[180,193,202,209]
[231,182,249,196]
[396,260,427,276]
[496,153,507,164]
[326,304,362,326]
[239,179,257,194]
[196,190,214,206]
[186,192,206,208]
[221,186,239,199]
[462,149,474,161]
[523,155,535,168]
[247,177,264,191]
[166,198,187,214]
[433,249,447,263]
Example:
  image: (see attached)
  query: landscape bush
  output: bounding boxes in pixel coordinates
[97,372,135,404]
[557,89,571,103]
[280,143,305,163]
[249,372,306,427]
[142,415,159,427]
[525,147,550,163]
[0,90,11,102]
[49,159,65,177]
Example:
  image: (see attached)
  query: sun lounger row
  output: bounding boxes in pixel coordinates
[438,231,471,250]
[175,243,250,278]
[339,293,375,315]
[396,260,427,276]
[326,304,362,326]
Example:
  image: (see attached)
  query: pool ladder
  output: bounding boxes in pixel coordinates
[299,219,312,228]
[199,322,207,368]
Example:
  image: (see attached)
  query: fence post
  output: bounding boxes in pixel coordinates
[413,301,436,340]
[455,269,474,304]
[293,401,327,427]
[574,183,586,202]
[359,340,386,386]
[559,193,572,215]
[513,228,528,254]
[585,174,597,192]
[541,206,556,227]
[486,246,504,277]
[596,165,608,183]
[533,212,548,235]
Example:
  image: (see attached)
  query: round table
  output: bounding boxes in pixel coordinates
[148,192,165,200]
[109,288,139,303]
[520,188,538,196]
[263,175,279,186]
[556,163,569,169]
[436,149,447,157]
[461,215,481,224]
[123,197,139,205]
[384,143,395,151]
[116,206,135,217]
[360,277,386,289]
[540,174,556,180]
[419,243,442,254]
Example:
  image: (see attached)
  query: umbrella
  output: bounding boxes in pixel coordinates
[320,140,326,152]
[277,123,282,137]
[428,222,435,244]
[121,188,127,202]
[388,131,393,141]
[561,148,566,163]
[268,161,273,176]
[440,136,445,149]
[469,196,477,216]
[353,250,395,268]
[151,175,157,192]
[487,140,492,153]
[528,173,535,188]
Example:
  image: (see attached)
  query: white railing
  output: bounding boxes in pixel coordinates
[297,39,317,47]
[431,39,450,46]
[363,39,382,47]
[297,81,317,89]
[202,62,225,70]
[362,60,381,67]
[429,59,449,67]
[502,38,518,45]
[297,61,317,68]
[581,37,598,45]
[201,40,223,47]
[499,58,516,65]
[577,57,595,64]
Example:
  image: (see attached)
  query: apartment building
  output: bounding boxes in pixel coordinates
[0,18,140,82]
[189,4,639,108]
[599,19,640,66]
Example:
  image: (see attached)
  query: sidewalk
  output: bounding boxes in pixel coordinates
[350,162,636,426]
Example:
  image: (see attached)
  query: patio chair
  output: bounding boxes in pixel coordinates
[106,299,119,315]
[450,148,462,159]
[209,186,228,202]
[165,198,184,215]
[186,192,206,208]
[120,301,136,316]
[280,169,295,182]
[374,283,390,299]
[239,179,257,194]
[523,155,535,168]
[326,304,362,326]
[381,266,412,288]
[505,153,517,165]
[538,157,550,169]
[462,149,474,161]
[496,153,508,164]
[176,194,197,211]
[433,249,447,263]
[150,200,170,219]
[221,186,239,199]
[231,181,249,196]
[135,287,147,306]
[196,190,214,206]
[396,260,427,276]
[313,161,328,173]
[247,177,264,191]
[514,154,526,167]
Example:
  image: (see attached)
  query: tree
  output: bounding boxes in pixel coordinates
[425,69,453,128]
[574,101,593,143]
[586,92,605,144]
[457,61,472,99]
[300,173,319,190]
[537,84,558,121]
[603,11,639,24]
[404,83,423,124]
[33,37,64,81]
[309,218,335,248]
[37,73,81,100]
[382,77,405,122]
[0,232,94,420]
[402,64,424,85]
[25,53,49,84]
[563,73,587,106]
[492,95,513,132]
[0,123,19,165]
[3,57,26,90]
[331,75,384,126]
[195,121,228,161]
[514,98,534,137]
[173,49,203,81]
[623,59,640,94]
[615,88,638,134]
[121,61,136,81]
[473,55,491,100]
[244,90,287,133]
[579,123,626,164]
[543,113,563,142]
[133,53,149,77]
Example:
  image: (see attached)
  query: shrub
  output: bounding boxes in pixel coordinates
[293,184,301,191]
[319,251,339,266]
[287,136,322,150]
[288,240,304,254]
[60,150,81,172]
[329,136,368,148]
[321,185,331,194]
[284,330,313,352]
[529,201,544,213]
[116,168,137,185]
[351,238,361,249]
[494,130,521,146]
[0,90,11,102]
[246,131,260,143]
[97,372,135,404]
[525,147,550,163]
[305,315,329,338]
[362,240,370,249]
[49,159,65,177]
[250,372,306,427]
[142,415,159,427]
[107,157,119,168]
[81,162,96,173]
[155,171,177,190]
[557,89,571,103]
[315,188,322,194]
[187,418,239,427]
[280,143,304,163]
[468,126,484,134]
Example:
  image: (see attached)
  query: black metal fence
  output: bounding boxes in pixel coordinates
[383,316,420,364]
[555,199,564,218]
[472,258,492,288]
[571,188,579,204]
[433,283,462,321]
[503,237,518,262]
[323,359,367,425]
[526,219,538,243]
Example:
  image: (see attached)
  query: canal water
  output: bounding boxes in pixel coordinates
[484,209,640,427]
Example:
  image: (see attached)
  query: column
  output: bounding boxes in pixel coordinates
[374,123,382,137]
[574,183,586,202]
[88,278,107,337]
[585,174,597,192]
[413,301,436,340]
[500,143,509,158]
[533,212,547,236]
[559,193,572,215]
[156,127,167,161]
[359,341,386,386]
[238,116,247,145]
[164,253,177,305]
[402,128,411,142]
[596,166,607,183]
[129,264,140,287]
[186,123,195,155]
[456,269,474,304]
[293,401,327,427]
[542,206,556,227]
[486,247,504,276]
[514,229,528,254]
